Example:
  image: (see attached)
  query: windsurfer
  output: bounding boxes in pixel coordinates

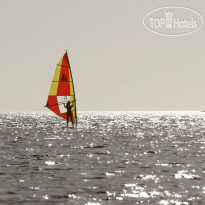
[64,101,74,127]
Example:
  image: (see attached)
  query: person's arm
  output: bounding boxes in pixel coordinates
[64,104,67,108]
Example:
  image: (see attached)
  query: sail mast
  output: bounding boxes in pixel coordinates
[66,50,78,127]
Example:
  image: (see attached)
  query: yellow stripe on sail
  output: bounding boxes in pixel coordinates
[53,59,63,81]
[49,82,58,95]
[69,69,74,96]
[48,58,63,96]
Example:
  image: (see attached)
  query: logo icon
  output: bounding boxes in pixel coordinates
[61,74,67,81]
[143,6,204,36]
[165,10,173,28]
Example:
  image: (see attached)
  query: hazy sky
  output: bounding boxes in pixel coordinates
[1,0,205,111]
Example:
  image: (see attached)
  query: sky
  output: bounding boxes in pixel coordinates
[0,0,205,111]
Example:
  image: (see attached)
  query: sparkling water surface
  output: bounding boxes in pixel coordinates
[0,111,205,205]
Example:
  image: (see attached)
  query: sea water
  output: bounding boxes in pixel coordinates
[0,111,205,205]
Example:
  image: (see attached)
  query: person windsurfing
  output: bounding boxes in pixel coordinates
[64,101,74,127]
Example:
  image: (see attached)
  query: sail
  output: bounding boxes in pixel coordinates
[46,52,77,126]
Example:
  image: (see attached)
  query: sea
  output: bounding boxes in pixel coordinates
[0,111,205,205]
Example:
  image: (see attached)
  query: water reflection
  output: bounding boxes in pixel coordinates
[0,111,205,204]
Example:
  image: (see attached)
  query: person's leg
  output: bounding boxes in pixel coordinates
[66,113,69,127]
[70,113,74,127]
